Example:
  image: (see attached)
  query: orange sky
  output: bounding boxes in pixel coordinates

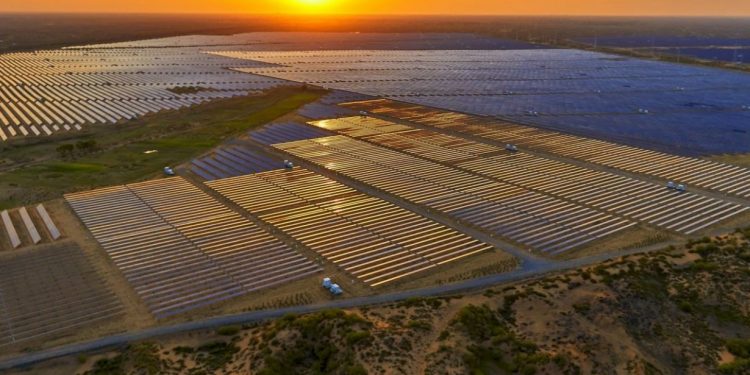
[1,0,749,16]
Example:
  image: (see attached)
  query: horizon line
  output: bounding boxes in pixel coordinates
[1,11,749,18]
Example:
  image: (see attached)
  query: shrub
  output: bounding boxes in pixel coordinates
[407,320,432,331]
[195,341,239,371]
[56,144,75,158]
[127,342,163,375]
[718,358,750,374]
[573,303,591,314]
[216,325,241,336]
[437,330,450,341]
[86,355,125,375]
[689,261,720,272]
[345,364,368,375]
[173,346,194,355]
[346,331,372,346]
[726,339,750,358]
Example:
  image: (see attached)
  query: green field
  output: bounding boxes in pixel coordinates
[0,86,324,209]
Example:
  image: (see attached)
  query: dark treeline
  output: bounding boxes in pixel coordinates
[0,13,749,52]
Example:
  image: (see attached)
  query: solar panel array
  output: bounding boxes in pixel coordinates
[346,99,750,201]
[308,116,748,235]
[273,137,634,255]
[298,102,359,120]
[191,145,282,181]
[217,49,750,156]
[0,204,63,250]
[0,243,123,347]
[573,36,750,64]
[65,177,320,318]
[206,167,492,286]
[0,48,283,141]
[249,122,333,145]
[72,32,543,51]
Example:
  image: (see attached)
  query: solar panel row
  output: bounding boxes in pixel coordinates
[0,204,63,250]
[309,116,748,235]
[274,137,634,255]
[249,122,333,146]
[74,32,540,50]
[65,178,319,318]
[191,145,282,181]
[206,167,493,286]
[346,99,750,200]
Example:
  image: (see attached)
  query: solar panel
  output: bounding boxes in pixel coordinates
[207,167,495,286]
[65,177,320,318]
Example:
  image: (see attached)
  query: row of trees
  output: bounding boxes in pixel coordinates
[56,140,99,158]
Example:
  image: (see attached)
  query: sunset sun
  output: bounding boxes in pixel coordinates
[292,0,332,13]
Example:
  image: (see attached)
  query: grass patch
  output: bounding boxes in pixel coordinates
[0,86,324,207]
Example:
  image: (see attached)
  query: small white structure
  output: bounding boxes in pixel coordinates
[329,284,343,296]
[322,277,343,296]
[322,277,332,289]
[163,166,175,176]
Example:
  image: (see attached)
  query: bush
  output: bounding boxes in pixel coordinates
[727,339,750,358]
[85,355,125,375]
[455,304,504,341]
[75,139,98,153]
[346,331,372,346]
[258,309,371,374]
[678,300,695,313]
[345,364,368,375]
[438,330,450,341]
[195,341,239,371]
[56,144,75,158]
[173,346,194,354]
[718,358,750,374]
[407,320,432,331]
[689,261,720,272]
[216,325,241,336]
[573,303,591,314]
[127,342,163,375]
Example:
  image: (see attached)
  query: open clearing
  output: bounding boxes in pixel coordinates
[0,86,324,209]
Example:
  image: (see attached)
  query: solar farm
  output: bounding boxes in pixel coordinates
[218,48,750,156]
[1,31,749,356]
[0,48,282,141]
